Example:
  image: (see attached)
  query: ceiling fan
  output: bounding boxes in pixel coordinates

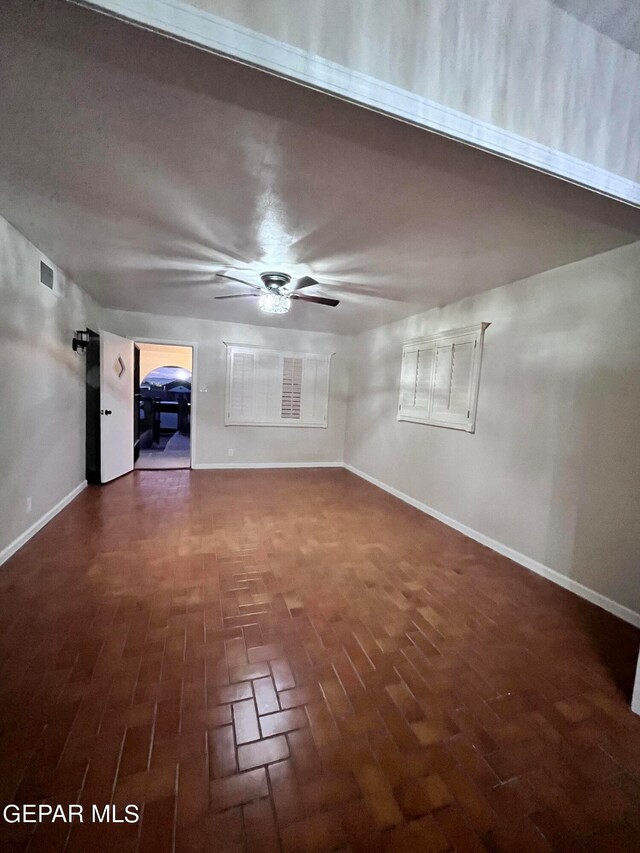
[214,271,339,314]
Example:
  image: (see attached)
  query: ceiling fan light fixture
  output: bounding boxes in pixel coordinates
[258,291,290,314]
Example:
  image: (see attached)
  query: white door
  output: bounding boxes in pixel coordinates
[100,331,134,483]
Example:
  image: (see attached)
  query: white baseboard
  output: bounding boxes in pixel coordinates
[192,461,344,470]
[344,463,640,629]
[0,481,88,567]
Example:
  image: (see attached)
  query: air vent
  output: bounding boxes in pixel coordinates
[40,261,54,291]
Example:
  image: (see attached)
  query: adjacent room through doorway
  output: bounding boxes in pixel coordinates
[134,342,193,470]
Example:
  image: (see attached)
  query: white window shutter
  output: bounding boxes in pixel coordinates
[414,345,435,417]
[431,343,453,415]
[281,356,303,419]
[229,350,255,422]
[255,351,282,422]
[397,323,489,432]
[399,348,419,414]
[226,344,331,427]
[448,340,474,418]
[301,354,330,425]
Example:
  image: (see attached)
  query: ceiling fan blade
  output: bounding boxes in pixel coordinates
[215,272,261,290]
[214,293,258,300]
[290,293,339,307]
[291,275,318,291]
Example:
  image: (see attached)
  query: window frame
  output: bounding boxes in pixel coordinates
[397,322,489,433]
[224,342,333,428]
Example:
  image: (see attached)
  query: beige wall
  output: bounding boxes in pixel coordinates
[345,241,640,616]
[0,216,102,558]
[104,309,347,467]
[177,0,640,183]
[138,342,192,383]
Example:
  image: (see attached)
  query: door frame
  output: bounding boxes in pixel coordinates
[132,337,198,469]
[85,328,101,484]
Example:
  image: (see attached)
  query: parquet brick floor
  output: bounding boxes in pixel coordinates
[1,468,640,852]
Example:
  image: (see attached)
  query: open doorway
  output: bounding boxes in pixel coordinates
[135,342,193,470]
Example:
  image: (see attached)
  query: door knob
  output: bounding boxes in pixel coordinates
[104,409,112,415]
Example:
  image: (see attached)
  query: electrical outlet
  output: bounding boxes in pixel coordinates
[26,497,32,513]
[228,448,234,457]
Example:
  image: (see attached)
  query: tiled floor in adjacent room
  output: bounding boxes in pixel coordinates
[1,469,639,852]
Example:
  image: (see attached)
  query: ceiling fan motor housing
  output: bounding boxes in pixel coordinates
[260,271,291,291]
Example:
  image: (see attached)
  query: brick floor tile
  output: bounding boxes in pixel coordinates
[237,734,289,770]
[253,676,280,715]
[243,797,280,853]
[278,684,322,710]
[396,773,453,819]
[259,707,307,738]
[208,724,238,778]
[354,763,403,830]
[382,814,451,853]
[233,698,260,744]
[139,794,176,853]
[118,723,153,778]
[280,809,347,853]
[229,662,271,683]
[303,770,360,813]
[209,768,269,812]
[271,658,295,691]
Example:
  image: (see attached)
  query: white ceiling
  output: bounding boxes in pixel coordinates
[549,0,640,54]
[1,1,639,335]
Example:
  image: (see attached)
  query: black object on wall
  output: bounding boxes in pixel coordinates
[72,329,90,352]
[85,329,101,484]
